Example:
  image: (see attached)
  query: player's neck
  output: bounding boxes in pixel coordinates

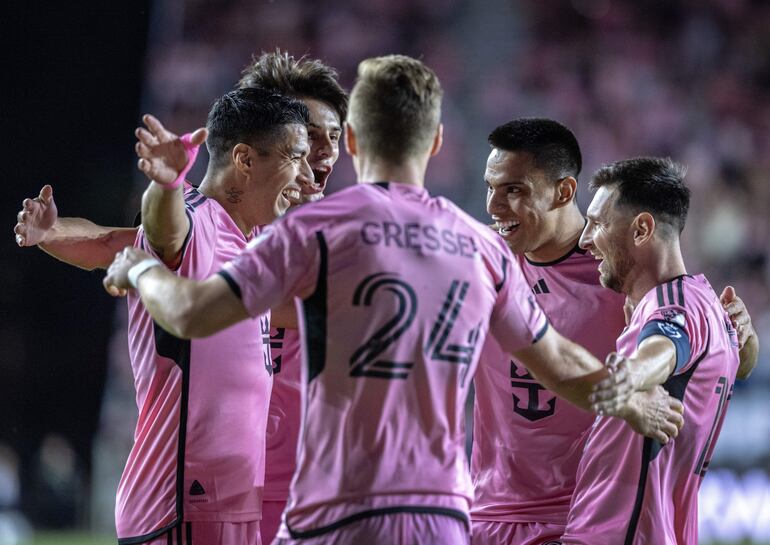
[524,205,586,263]
[354,155,427,188]
[625,242,688,305]
[199,173,259,237]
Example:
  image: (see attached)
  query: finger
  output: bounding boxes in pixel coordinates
[137,158,156,177]
[720,285,736,305]
[23,198,34,211]
[39,184,53,204]
[669,398,685,414]
[669,411,684,430]
[17,210,26,223]
[653,429,670,444]
[662,420,679,440]
[15,234,24,246]
[731,314,750,328]
[136,141,152,158]
[136,127,157,147]
[190,127,208,146]
[143,114,169,141]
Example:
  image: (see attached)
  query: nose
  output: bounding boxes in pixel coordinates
[298,156,314,188]
[312,133,333,160]
[578,221,595,250]
[486,187,508,217]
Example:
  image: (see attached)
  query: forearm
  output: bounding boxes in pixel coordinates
[627,336,677,390]
[39,218,136,270]
[141,184,189,265]
[737,330,759,380]
[135,266,196,337]
[513,329,608,411]
[135,267,249,339]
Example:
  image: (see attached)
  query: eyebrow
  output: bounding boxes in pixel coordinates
[308,122,342,132]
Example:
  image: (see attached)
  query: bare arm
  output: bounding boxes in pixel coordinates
[136,115,207,268]
[14,185,136,270]
[511,327,611,412]
[511,327,683,441]
[720,286,760,380]
[103,247,249,338]
[40,219,137,270]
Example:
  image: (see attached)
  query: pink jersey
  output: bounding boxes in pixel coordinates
[220,182,548,540]
[119,187,273,543]
[562,274,740,545]
[471,247,626,524]
[264,327,302,502]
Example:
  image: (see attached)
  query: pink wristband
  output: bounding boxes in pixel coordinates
[161,133,201,191]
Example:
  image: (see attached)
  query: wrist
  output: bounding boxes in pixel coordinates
[127,258,162,288]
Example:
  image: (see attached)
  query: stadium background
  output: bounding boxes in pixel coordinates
[2,0,768,543]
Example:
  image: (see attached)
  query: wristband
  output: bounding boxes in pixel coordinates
[128,258,162,288]
[161,132,201,191]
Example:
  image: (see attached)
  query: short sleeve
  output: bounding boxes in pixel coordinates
[488,249,549,354]
[219,215,320,318]
[637,283,707,376]
[137,206,210,278]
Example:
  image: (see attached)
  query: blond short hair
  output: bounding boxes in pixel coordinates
[348,55,443,163]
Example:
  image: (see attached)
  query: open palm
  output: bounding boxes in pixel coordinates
[135,114,207,185]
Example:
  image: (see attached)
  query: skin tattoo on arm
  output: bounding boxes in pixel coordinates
[226,187,244,204]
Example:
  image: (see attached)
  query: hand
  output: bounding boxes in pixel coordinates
[620,386,684,444]
[103,247,154,297]
[590,352,642,415]
[720,286,755,349]
[135,114,207,186]
[14,185,58,246]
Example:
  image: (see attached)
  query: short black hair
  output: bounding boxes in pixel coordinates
[488,118,582,180]
[206,87,309,167]
[591,157,690,235]
[238,49,348,123]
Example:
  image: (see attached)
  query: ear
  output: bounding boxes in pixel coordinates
[632,212,655,246]
[231,143,253,177]
[429,123,444,157]
[344,122,357,157]
[554,176,577,208]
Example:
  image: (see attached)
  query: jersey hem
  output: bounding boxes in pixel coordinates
[286,505,469,539]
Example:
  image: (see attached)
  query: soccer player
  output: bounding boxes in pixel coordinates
[472,119,758,545]
[562,157,749,545]
[101,56,681,545]
[13,50,348,545]
[104,89,311,545]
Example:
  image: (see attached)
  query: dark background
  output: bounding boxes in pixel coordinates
[2,1,150,524]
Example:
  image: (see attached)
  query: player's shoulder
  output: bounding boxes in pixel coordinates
[635,274,719,325]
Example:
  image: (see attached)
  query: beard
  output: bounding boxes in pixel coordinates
[599,241,635,294]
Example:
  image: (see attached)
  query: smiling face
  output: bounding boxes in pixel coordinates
[250,123,312,222]
[579,185,636,293]
[485,148,563,255]
[300,98,342,202]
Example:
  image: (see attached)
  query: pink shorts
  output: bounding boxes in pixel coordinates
[140,520,261,545]
[472,520,564,545]
[273,511,469,545]
[261,500,287,545]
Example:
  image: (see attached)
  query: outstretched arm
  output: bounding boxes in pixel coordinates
[512,328,682,442]
[136,115,206,268]
[512,327,610,411]
[103,247,249,338]
[14,185,136,270]
[720,286,759,380]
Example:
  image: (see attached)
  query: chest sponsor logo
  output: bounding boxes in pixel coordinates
[510,360,556,421]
